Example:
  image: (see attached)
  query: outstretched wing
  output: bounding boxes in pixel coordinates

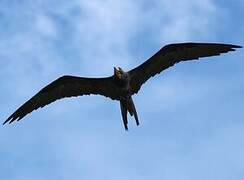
[129,42,242,94]
[4,75,120,124]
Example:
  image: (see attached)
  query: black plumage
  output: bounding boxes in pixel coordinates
[3,42,242,130]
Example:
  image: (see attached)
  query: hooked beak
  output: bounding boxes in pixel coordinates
[114,67,122,79]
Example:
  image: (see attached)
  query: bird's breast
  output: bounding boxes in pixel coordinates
[115,79,130,96]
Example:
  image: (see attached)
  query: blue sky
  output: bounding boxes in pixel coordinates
[0,0,243,179]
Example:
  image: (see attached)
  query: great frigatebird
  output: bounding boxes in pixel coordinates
[3,42,242,130]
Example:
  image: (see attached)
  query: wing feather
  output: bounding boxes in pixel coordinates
[129,42,242,94]
[4,75,120,124]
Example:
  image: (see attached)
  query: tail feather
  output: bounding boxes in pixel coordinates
[120,100,128,130]
[119,97,139,130]
[130,99,139,126]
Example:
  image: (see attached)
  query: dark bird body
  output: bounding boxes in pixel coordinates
[4,43,242,130]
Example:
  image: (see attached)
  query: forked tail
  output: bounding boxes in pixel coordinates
[119,97,139,130]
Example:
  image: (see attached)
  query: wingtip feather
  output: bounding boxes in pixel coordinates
[3,116,12,125]
[232,44,242,48]
[3,114,19,125]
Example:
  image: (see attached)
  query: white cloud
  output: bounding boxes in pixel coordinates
[1,1,243,180]
[141,0,217,42]
[0,0,219,80]
[72,0,140,74]
[35,14,58,39]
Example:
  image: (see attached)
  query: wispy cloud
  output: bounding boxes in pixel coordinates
[0,0,243,180]
[137,0,217,42]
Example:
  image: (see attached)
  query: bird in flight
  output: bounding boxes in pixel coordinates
[3,42,242,130]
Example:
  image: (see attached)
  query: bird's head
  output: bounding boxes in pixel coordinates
[114,67,124,79]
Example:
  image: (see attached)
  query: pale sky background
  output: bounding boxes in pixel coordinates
[0,0,244,180]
